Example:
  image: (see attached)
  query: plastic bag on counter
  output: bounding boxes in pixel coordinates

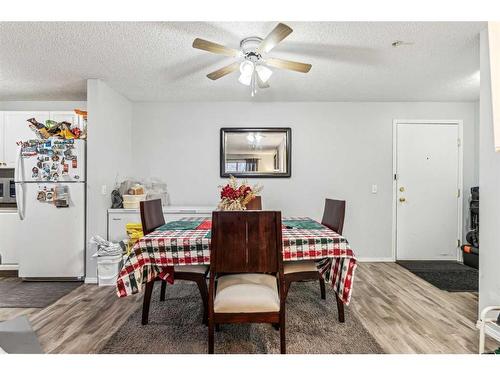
[111,189,123,209]
[90,235,125,257]
[144,177,170,206]
[118,179,142,197]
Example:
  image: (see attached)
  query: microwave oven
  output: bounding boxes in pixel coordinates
[0,168,16,206]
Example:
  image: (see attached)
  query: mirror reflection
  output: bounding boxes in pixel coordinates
[221,128,291,177]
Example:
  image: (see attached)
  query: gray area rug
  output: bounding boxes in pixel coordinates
[0,315,43,353]
[100,281,384,354]
[0,278,83,308]
[397,261,478,292]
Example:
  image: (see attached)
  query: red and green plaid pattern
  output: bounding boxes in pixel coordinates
[117,217,357,304]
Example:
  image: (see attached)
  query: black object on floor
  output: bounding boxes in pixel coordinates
[0,278,83,308]
[396,261,478,292]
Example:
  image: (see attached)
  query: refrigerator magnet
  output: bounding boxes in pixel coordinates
[37,190,46,201]
[72,158,77,168]
[32,167,39,178]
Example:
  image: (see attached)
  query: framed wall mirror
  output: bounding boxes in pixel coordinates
[220,127,291,178]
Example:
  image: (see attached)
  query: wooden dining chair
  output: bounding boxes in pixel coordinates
[321,198,346,234]
[283,198,346,322]
[208,211,286,354]
[140,199,209,325]
[246,196,262,210]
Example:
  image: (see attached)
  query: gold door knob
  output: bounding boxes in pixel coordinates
[399,187,405,192]
[399,197,406,202]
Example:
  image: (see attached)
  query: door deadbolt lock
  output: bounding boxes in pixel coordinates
[399,187,405,192]
[399,197,406,202]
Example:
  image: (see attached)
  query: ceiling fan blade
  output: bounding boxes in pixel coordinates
[192,38,240,57]
[257,23,293,54]
[256,72,270,89]
[206,62,240,80]
[265,58,312,73]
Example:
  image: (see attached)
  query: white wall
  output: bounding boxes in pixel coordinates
[131,101,477,261]
[86,80,132,280]
[479,28,500,313]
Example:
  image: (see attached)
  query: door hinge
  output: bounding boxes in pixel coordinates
[394,173,398,181]
[457,188,461,198]
[457,138,461,147]
[457,239,461,247]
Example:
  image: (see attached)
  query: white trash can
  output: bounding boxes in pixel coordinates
[97,254,123,286]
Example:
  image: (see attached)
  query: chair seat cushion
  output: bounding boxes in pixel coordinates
[174,265,209,274]
[214,273,280,313]
[283,260,317,274]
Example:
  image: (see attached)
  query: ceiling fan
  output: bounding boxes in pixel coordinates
[192,23,312,96]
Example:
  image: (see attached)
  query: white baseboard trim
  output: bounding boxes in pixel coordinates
[357,257,395,262]
[0,264,19,271]
[84,277,98,284]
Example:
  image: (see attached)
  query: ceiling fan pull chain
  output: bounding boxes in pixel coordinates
[250,71,257,97]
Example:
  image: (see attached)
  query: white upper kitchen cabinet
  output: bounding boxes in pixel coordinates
[0,111,77,168]
[1,111,50,167]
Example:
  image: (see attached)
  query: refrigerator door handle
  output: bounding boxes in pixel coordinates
[15,145,23,182]
[15,146,26,220]
[16,182,26,220]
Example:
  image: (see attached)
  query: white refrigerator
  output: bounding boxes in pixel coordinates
[14,139,85,279]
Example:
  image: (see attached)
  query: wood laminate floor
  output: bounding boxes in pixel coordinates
[0,263,495,354]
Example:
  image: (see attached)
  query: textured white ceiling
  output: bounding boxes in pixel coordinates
[0,22,484,102]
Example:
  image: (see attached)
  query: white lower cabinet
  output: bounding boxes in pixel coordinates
[107,206,214,242]
[0,210,23,265]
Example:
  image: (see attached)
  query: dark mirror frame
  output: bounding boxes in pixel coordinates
[220,127,292,178]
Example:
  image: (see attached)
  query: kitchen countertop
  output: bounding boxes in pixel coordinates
[0,207,18,213]
[108,206,215,214]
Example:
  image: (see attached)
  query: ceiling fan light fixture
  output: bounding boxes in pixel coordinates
[255,65,272,83]
[193,22,311,95]
[238,72,252,86]
[239,60,255,76]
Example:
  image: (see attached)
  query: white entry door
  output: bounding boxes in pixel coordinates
[395,122,461,260]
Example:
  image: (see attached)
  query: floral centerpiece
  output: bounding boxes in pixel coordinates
[218,175,263,211]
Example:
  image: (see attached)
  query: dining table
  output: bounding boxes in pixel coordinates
[116,216,358,306]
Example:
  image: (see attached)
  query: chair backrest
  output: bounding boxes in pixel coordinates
[211,211,282,274]
[246,196,262,210]
[321,198,346,234]
[140,199,165,235]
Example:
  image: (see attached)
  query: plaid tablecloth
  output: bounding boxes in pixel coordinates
[116,217,357,304]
